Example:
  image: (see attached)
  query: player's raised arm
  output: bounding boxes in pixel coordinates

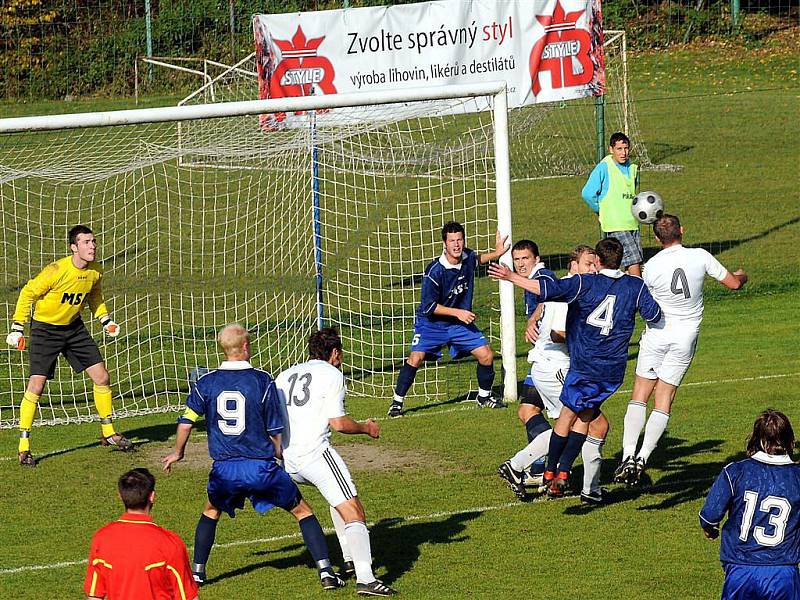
[478,229,511,264]
[488,263,541,295]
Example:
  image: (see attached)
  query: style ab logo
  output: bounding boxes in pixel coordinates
[529,0,593,96]
[271,26,337,100]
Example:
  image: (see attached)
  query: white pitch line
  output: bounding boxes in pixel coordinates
[0,475,714,576]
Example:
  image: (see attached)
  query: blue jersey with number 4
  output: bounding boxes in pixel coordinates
[186,361,283,461]
[700,452,800,566]
[538,270,661,382]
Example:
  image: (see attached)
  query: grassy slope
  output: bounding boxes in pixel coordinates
[0,32,799,599]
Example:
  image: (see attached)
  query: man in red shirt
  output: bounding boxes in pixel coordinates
[85,468,199,600]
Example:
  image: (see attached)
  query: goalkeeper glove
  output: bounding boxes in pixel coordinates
[100,316,120,337]
[6,322,25,350]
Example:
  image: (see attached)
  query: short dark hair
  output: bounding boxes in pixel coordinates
[747,409,795,457]
[118,468,155,510]
[511,239,539,257]
[441,221,465,242]
[595,238,624,270]
[68,224,93,246]
[568,244,596,265]
[309,327,342,361]
[653,214,682,245]
[609,132,630,147]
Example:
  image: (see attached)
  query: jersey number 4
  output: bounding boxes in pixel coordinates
[671,268,691,299]
[739,490,792,547]
[587,295,616,336]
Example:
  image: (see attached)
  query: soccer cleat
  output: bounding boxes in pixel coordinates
[613,456,636,485]
[497,461,527,500]
[192,572,206,586]
[321,571,347,590]
[356,579,397,596]
[18,450,36,467]
[580,488,607,505]
[523,469,544,488]
[537,469,555,494]
[387,402,403,418]
[342,560,356,580]
[477,394,506,409]
[632,457,647,486]
[100,433,135,452]
[547,471,569,499]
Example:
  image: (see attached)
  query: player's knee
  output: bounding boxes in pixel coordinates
[289,497,314,520]
[589,412,609,439]
[26,376,46,396]
[335,497,365,524]
[517,403,537,423]
[407,353,424,368]
[90,369,110,386]
[477,347,494,366]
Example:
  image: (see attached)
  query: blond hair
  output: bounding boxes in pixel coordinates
[217,323,249,358]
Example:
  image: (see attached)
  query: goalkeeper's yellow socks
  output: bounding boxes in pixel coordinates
[18,391,39,453]
[93,384,116,438]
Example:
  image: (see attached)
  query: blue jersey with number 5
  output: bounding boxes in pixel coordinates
[539,270,661,382]
[186,361,283,461]
[700,453,800,565]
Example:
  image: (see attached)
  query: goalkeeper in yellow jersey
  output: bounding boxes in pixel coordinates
[7,225,133,467]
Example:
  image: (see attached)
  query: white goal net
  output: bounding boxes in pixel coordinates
[0,85,515,428]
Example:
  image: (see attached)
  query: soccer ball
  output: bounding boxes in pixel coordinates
[631,191,664,224]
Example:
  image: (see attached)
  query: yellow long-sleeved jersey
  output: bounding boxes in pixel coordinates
[12,256,109,326]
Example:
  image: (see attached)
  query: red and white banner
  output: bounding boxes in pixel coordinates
[254,0,603,120]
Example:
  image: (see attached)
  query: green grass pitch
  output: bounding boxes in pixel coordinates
[0,41,798,599]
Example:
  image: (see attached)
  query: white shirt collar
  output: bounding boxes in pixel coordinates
[528,261,547,279]
[599,268,625,279]
[751,451,794,465]
[438,252,464,270]
[219,360,253,370]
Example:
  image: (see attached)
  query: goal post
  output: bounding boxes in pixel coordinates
[0,82,517,429]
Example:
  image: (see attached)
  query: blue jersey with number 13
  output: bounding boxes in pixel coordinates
[186,363,283,461]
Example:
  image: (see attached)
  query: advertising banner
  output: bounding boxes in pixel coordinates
[253,0,604,124]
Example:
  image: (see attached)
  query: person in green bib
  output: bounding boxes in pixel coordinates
[581,132,642,277]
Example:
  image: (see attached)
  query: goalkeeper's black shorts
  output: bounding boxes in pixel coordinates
[29,318,103,379]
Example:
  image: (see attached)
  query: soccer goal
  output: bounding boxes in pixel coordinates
[0,83,516,428]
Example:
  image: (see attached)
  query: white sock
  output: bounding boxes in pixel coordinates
[329,506,351,562]
[638,409,670,463]
[581,436,604,495]
[622,401,647,458]
[510,429,552,472]
[478,387,492,398]
[392,394,404,404]
[344,521,375,584]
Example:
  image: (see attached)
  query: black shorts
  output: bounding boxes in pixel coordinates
[29,319,103,379]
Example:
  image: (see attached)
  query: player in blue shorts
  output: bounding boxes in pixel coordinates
[490,237,661,497]
[161,324,345,591]
[700,409,800,600]
[387,221,509,417]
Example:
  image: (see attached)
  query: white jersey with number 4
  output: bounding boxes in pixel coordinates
[275,359,346,473]
[643,245,728,325]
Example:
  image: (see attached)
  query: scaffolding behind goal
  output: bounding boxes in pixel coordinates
[0,83,515,429]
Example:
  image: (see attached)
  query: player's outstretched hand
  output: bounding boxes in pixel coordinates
[161,451,183,473]
[455,309,476,325]
[494,229,511,256]
[733,269,748,286]
[525,320,540,344]
[488,263,511,281]
[103,320,121,337]
[364,418,380,439]
[6,323,25,350]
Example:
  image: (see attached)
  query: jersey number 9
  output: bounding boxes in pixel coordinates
[216,391,246,435]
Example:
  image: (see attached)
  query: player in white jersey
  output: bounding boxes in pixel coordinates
[498,245,611,504]
[275,328,397,597]
[616,214,748,485]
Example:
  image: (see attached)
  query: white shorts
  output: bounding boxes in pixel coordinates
[530,361,567,419]
[287,446,357,507]
[635,323,699,387]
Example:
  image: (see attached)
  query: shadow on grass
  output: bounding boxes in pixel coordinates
[205,511,480,587]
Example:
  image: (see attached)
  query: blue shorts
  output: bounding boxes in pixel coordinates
[722,564,800,600]
[410,320,488,360]
[208,458,301,518]
[559,371,621,413]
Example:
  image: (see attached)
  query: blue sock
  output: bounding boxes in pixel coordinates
[530,457,546,475]
[299,515,332,573]
[546,432,569,473]
[394,363,419,398]
[476,363,494,392]
[193,513,219,567]
[557,431,588,474]
[525,413,551,443]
